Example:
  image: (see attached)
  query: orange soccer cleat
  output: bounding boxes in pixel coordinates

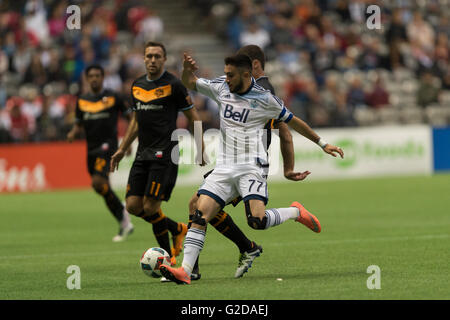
[171,223,188,257]
[290,201,321,233]
[159,265,191,285]
[170,255,176,266]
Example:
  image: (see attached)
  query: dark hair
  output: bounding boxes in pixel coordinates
[224,54,252,72]
[85,64,104,76]
[144,41,167,57]
[236,45,265,70]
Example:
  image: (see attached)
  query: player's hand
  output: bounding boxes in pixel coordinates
[67,131,76,143]
[195,152,208,166]
[183,53,198,72]
[284,170,311,181]
[200,152,209,166]
[110,149,125,172]
[323,144,344,158]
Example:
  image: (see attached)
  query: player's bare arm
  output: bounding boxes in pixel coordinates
[275,121,311,181]
[183,106,207,166]
[67,123,83,142]
[122,112,133,157]
[287,116,344,158]
[110,112,138,172]
[181,53,199,91]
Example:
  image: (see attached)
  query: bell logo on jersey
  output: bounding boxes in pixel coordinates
[224,104,250,123]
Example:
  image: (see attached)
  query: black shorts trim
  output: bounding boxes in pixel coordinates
[243,194,268,205]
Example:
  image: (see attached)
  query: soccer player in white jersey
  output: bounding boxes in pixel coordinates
[160,53,344,284]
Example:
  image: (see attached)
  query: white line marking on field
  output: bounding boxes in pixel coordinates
[0,234,448,261]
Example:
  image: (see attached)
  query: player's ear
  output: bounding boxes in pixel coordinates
[252,59,259,71]
[242,69,251,80]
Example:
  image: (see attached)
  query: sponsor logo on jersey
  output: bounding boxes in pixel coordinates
[132,84,172,102]
[223,104,250,123]
[83,112,110,120]
[135,102,164,111]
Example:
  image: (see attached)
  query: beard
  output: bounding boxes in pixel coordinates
[147,64,160,76]
[229,79,244,93]
[90,82,102,92]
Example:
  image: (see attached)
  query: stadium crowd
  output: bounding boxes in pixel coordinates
[206,0,450,127]
[0,0,449,143]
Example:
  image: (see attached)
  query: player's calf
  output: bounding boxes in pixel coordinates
[188,193,199,215]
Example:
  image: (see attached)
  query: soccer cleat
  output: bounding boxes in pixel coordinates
[234,243,263,278]
[171,223,188,257]
[159,265,191,285]
[291,201,321,233]
[190,267,201,281]
[112,222,134,242]
[170,256,177,266]
[190,272,201,281]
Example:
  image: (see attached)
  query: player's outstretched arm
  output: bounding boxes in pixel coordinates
[287,115,344,158]
[110,112,138,172]
[183,107,207,166]
[275,121,311,181]
[181,53,199,91]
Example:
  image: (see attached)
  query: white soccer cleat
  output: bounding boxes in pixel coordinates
[234,244,263,278]
[112,222,134,242]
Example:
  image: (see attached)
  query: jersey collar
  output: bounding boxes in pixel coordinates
[146,70,166,82]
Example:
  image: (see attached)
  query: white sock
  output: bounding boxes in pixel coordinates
[264,207,299,229]
[120,207,131,229]
[120,202,131,228]
[182,228,206,276]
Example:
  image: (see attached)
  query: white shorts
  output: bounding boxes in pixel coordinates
[198,164,268,207]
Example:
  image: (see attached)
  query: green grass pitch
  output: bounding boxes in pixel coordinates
[1,174,449,300]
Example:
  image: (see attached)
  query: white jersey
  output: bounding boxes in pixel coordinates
[196,77,293,166]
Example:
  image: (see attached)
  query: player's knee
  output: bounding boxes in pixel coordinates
[143,200,160,215]
[247,215,267,230]
[125,200,142,216]
[191,209,207,227]
[92,180,108,195]
[244,201,266,230]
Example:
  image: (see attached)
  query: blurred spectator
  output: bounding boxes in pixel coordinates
[3,97,32,143]
[442,70,450,90]
[358,37,385,71]
[136,10,164,43]
[23,52,47,87]
[269,14,294,49]
[321,74,355,126]
[239,19,271,51]
[347,75,366,109]
[417,71,440,107]
[407,11,435,54]
[24,0,49,45]
[385,8,408,70]
[47,1,67,38]
[35,94,60,141]
[365,76,390,108]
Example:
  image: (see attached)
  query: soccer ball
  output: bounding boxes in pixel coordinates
[140,247,171,278]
